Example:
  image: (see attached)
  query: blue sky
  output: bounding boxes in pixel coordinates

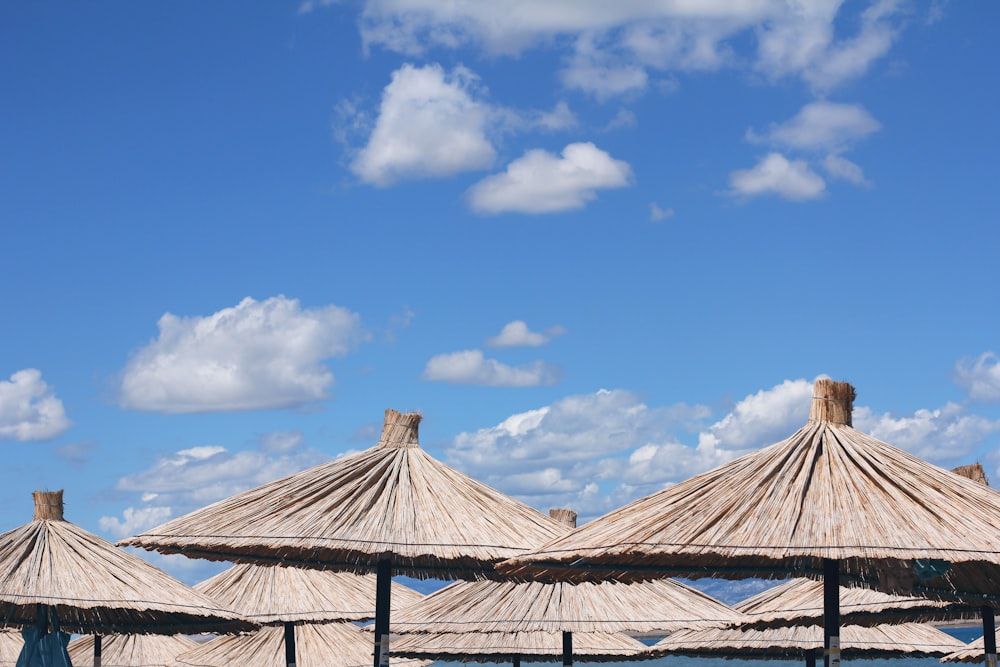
[2,1,999,585]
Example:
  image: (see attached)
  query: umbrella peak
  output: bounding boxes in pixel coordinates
[377,408,422,449]
[808,378,855,426]
[33,490,64,521]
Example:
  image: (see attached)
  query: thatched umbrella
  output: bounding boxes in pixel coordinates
[650,622,966,664]
[194,563,423,667]
[393,508,740,667]
[0,630,22,666]
[941,630,1000,663]
[500,379,1000,667]
[390,629,652,664]
[68,634,201,667]
[0,491,255,667]
[736,578,980,629]
[122,409,568,667]
[172,622,429,667]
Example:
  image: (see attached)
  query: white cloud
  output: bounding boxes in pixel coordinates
[101,431,333,539]
[485,321,564,347]
[728,152,826,201]
[823,153,872,187]
[467,142,633,214]
[954,352,1000,402]
[117,296,365,414]
[748,101,881,152]
[650,202,675,221]
[99,506,174,540]
[422,350,560,387]
[350,63,497,186]
[854,402,1000,464]
[351,1,907,91]
[696,379,814,461]
[0,369,71,441]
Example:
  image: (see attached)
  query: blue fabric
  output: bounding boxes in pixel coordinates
[15,610,73,667]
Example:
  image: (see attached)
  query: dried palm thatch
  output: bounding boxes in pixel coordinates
[0,491,256,635]
[68,633,200,667]
[649,622,966,659]
[952,464,989,487]
[500,379,1000,601]
[194,563,424,624]
[392,577,741,634]
[941,631,999,663]
[122,409,567,580]
[172,623,429,667]
[390,629,652,662]
[0,630,22,666]
[735,578,980,629]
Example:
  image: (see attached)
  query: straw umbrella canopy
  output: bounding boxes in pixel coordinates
[390,629,652,663]
[0,490,254,636]
[172,622,429,667]
[391,577,742,634]
[735,578,980,629]
[68,634,201,667]
[500,379,1000,667]
[122,408,569,667]
[650,622,966,661]
[194,562,424,667]
[941,631,1000,663]
[0,630,22,666]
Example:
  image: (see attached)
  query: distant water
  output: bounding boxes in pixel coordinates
[428,626,984,667]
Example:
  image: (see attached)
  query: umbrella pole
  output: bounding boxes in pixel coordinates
[94,635,102,667]
[982,606,997,667]
[513,656,521,667]
[374,559,392,667]
[284,622,296,667]
[562,630,572,667]
[823,559,840,667]
[806,650,816,667]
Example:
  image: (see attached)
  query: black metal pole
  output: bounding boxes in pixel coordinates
[805,649,816,667]
[562,630,572,667]
[94,635,102,667]
[982,606,996,667]
[374,559,392,667]
[284,622,296,667]
[513,657,521,667]
[823,559,840,667]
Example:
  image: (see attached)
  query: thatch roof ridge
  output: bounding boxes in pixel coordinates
[194,563,423,623]
[651,622,967,659]
[172,622,428,667]
[499,386,1000,597]
[389,630,652,662]
[392,577,741,633]
[734,578,979,628]
[122,410,568,579]
[68,633,201,667]
[0,512,255,634]
[940,631,997,663]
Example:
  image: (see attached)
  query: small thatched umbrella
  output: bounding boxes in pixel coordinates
[172,622,429,667]
[194,563,423,667]
[500,379,1000,667]
[650,622,966,664]
[393,508,741,667]
[390,630,652,665]
[941,630,1000,663]
[68,634,201,667]
[736,578,980,629]
[0,491,255,667]
[123,409,569,667]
